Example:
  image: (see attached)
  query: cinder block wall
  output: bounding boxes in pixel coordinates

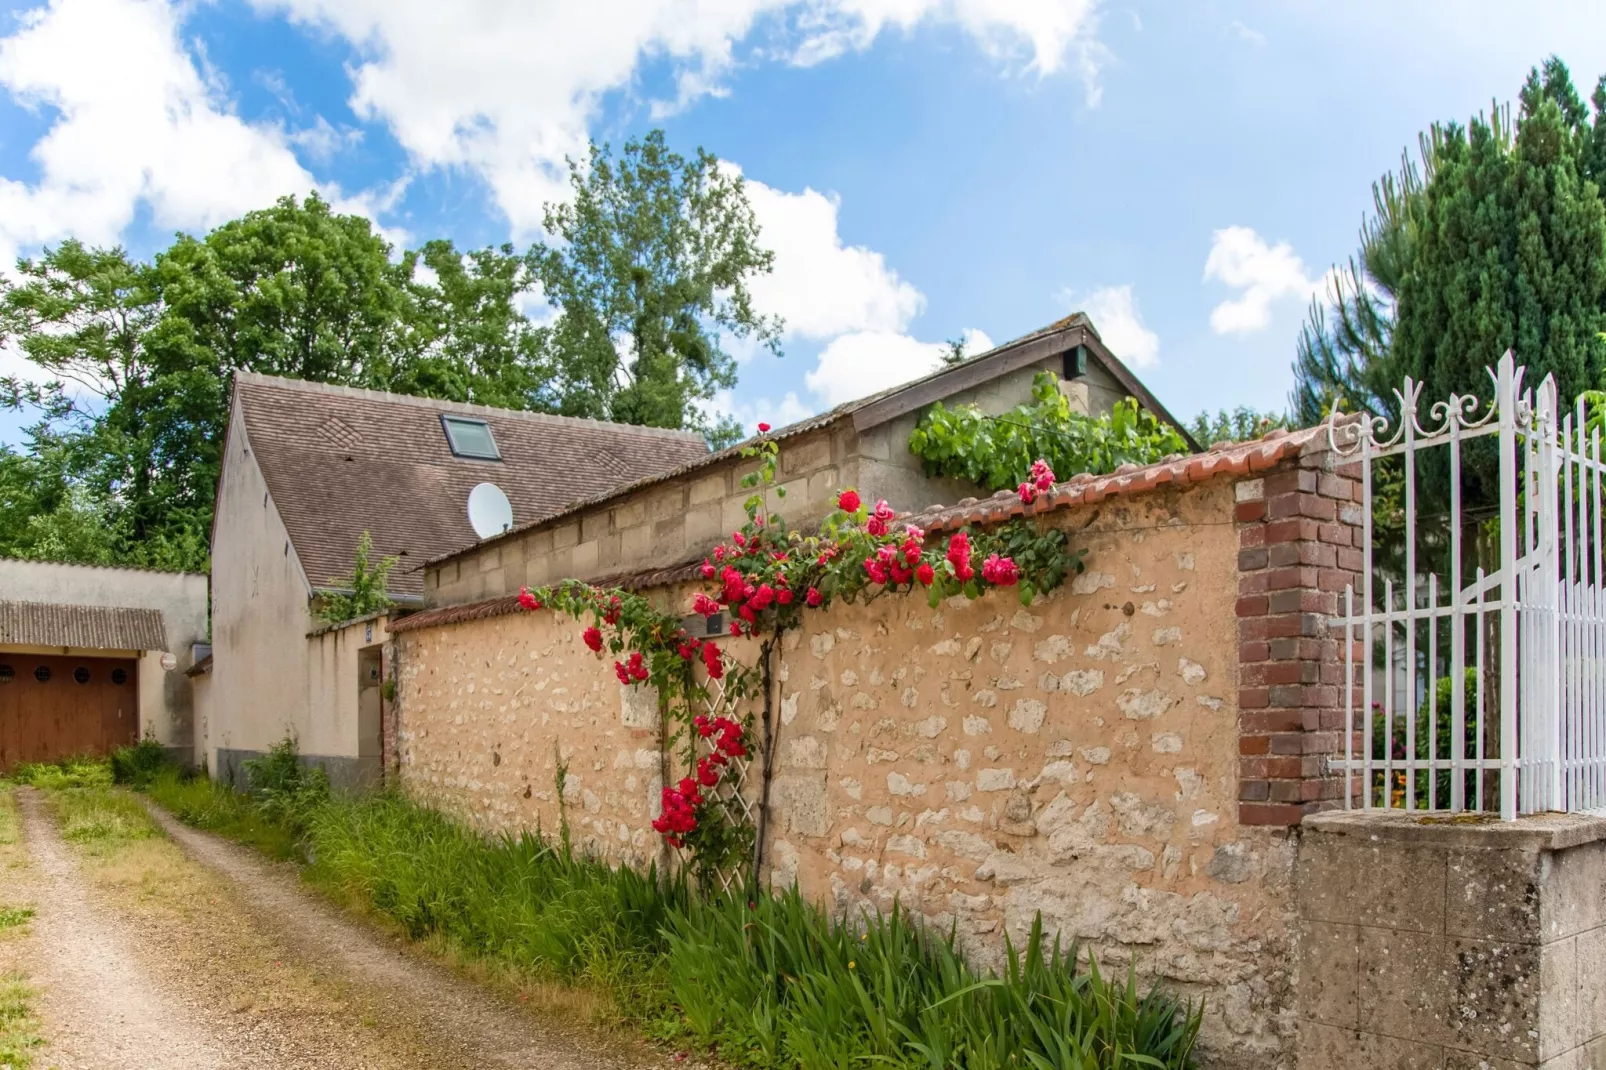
[1296,811,1606,1069]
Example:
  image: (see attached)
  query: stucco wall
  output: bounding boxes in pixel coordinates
[394,472,1294,1067]
[426,354,1132,609]
[0,558,208,754]
[209,399,318,779]
[302,614,391,786]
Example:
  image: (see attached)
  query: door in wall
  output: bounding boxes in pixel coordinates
[0,654,140,771]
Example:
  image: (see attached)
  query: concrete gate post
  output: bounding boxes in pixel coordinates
[1294,811,1606,1069]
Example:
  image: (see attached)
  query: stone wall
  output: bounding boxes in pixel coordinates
[392,435,1365,1067]
[1296,810,1606,1069]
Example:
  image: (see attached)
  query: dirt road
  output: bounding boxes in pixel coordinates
[3,788,680,1070]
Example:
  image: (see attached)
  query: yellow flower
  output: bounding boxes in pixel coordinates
[848,960,856,969]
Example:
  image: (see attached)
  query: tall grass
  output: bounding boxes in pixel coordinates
[142,744,1203,1069]
[0,971,41,1070]
[7,757,111,790]
[50,786,158,847]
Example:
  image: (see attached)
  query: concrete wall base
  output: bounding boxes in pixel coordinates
[1295,810,1606,1069]
[215,747,381,793]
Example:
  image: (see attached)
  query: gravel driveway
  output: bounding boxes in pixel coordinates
[7,788,683,1070]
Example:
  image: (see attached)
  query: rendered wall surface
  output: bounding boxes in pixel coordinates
[1296,811,1606,1070]
[0,558,208,755]
[395,472,1298,1067]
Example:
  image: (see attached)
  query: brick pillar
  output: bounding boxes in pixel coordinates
[1235,432,1363,826]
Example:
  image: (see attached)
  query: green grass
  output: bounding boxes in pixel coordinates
[51,786,157,848]
[0,971,41,1070]
[0,908,31,933]
[7,757,111,791]
[144,750,1202,1069]
[145,769,302,860]
[0,788,15,847]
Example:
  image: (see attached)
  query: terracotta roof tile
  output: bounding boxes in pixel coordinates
[233,374,710,596]
[0,600,168,651]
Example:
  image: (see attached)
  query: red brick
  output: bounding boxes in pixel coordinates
[1316,522,1353,545]
[1239,525,1266,549]
[1268,779,1307,803]
[1240,640,1269,663]
[1269,541,1337,568]
[1238,687,1270,709]
[1265,469,1317,496]
[1239,802,1305,826]
[1318,473,1355,500]
[1265,518,1320,545]
[1244,661,1315,687]
[1267,732,1305,755]
[1239,734,1271,756]
[1336,547,1365,571]
[1238,572,1270,597]
[1318,568,1357,594]
[1238,547,1269,571]
[1241,709,1306,733]
[1235,500,1267,523]
[1235,595,1269,617]
[1265,566,1316,591]
[1245,755,1303,779]
[1334,460,1362,479]
[1239,779,1271,802]
[1303,731,1342,755]
[1268,589,1336,615]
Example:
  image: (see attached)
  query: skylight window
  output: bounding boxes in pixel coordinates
[441,415,500,461]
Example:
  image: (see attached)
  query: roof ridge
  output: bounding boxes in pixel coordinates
[0,556,206,578]
[233,371,707,442]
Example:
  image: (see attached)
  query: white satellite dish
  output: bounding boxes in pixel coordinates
[467,482,514,540]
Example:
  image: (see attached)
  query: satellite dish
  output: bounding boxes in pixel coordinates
[467,482,514,540]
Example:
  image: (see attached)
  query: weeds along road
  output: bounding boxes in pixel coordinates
[2,786,682,1070]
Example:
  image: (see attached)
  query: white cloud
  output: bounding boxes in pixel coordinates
[704,386,814,433]
[805,329,948,407]
[0,0,347,265]
[249,0,1107,232]
[743,176,924,340]
[1073,284,1158,367]
[1203,226,1321,335]
[1230,19,1266,46]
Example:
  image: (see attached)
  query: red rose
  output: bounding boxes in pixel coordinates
[700,561,716,579]
[838,489,861,513]
[692,592,720,618]
[981,553,1020,586]
[517,587,542,611]
[583,626,604,653]
[777,588,794,606]
[916,562,935,586]
[702,641,725,680]
[614,661,631,685]
[1018,482,1037,505]
[806,587,822,607]
[757,422,771,433]
[1030,458,1055,491]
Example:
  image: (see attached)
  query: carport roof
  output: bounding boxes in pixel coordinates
[0,601,168,652]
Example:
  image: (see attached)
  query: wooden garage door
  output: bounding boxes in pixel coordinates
[0,654,139,772]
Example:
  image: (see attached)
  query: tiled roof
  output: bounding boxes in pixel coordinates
[393,424,1324,635]
[232,374,711,596]
[0,600,168,651]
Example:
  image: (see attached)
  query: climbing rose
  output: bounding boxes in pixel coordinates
[749,584,776,611]
[945,531,973,582]
[696,755,722,787]
[889,563,912,585]
[1018,481,1038,505]
[582,626,604,653]
[757,422,771,433]
[692,592,720,617]
[702,641,725,680]
[694,714,714,738]
[863,558,889,585]
[517,587,542,611]
[838,489,861,513]
[1031,458,1056,491]
[806,587,823,607]
[901,538,922,564]
[614,661,632,685]
[873,499,894,523]
[626,651,649,681]
[866,516,887,537]
[777,587,794,606]
[916,562,936,586]
[700,561,717,579]
[981,553,1020,586]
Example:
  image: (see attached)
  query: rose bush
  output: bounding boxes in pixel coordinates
[513,430,1084,887]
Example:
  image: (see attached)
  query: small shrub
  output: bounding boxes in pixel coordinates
[110,738,172,788]
[241,738,329,833]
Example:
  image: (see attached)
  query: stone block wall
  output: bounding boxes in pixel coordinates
[1296,811,1606,1069]
[392,448,1364,1067]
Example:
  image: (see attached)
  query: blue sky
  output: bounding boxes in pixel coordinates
[1,0,1605,447]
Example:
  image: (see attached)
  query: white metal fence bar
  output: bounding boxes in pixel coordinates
[1329,351,1606,819]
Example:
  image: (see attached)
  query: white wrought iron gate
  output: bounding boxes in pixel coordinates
[1331,351,1606,819]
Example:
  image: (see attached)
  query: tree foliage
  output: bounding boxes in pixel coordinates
[532,130,781,446]
[1292,57,1606,431]
[0,129,778,571]
[1187,407,1288,445]
[315,531,398,625]
[908,372,1188,492]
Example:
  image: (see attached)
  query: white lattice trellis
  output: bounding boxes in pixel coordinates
[677,670,757,893]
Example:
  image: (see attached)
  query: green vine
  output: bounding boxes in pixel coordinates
[907,371,1187,493]
[515,430,1085,888]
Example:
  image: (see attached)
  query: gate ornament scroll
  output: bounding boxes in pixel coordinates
[1328,350,1606,820]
